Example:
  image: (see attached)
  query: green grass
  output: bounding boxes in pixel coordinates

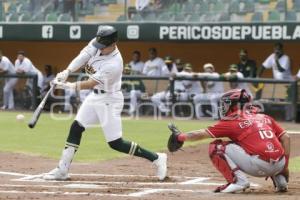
[290,157,300,172]
[2,111,300,172]
[0,112,212,162]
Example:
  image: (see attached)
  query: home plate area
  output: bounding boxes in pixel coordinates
[0,170,261,199]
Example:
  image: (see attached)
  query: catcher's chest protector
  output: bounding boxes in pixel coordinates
[209,140,237,183]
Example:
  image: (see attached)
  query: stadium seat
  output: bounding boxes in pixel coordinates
[45,12,58,22]
[268,10,281,21]
[181,1,194,14]
[31,12,45,21]
[259,0,270,4]
[293,0,300,11]
[19,11,31,21]
[116,14,126,21]
[173,13,186,21]
[211,1,225,13]
[168,3,181,14]
[286,10,297,21]
[0,2,4,21]
[229,0,239,13]
[251,12,263,22]
[157,12,173,21]
[143,13,156,21]
[6,12,19,22]
[186,13,201,22]
[245,0,255,13]
[276,0,286,12]
[195,2,209,14]
[42,3,55,14]
[131,13,143,21]
[218,12,231,21]
[58,13,73,22]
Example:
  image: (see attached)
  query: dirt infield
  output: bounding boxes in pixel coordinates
[0,135,300,200]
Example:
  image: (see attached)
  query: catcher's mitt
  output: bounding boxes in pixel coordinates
[167,123,184,152]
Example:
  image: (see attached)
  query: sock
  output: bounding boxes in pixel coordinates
[108,138,158,162]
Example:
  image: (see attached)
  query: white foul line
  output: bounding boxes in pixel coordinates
[0,171,30,177]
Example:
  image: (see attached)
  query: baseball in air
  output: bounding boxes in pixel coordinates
[16,114,25,122]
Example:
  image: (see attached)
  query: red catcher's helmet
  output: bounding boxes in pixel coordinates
[220,89,251,117]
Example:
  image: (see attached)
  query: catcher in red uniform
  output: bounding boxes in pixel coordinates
[168,89,290,193]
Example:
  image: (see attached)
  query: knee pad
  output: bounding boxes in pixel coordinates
[66,120,85,146]
[209,140,237,183]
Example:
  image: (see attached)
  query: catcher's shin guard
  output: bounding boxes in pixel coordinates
[209,140,237,184]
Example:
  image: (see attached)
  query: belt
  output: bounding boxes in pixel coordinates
[93,89,106,94]
[258,155,284,163]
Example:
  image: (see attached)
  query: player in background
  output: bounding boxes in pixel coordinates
[129,50,144,75]
[170,89,290,193]
[151,63,200,115]
[193,63,224,119]
[221,64,252,97]
[0,50,17,110]
[42,26,167,181]
[122,64,146,115]
[142,48,165,76]
[259,42,292,80]
[237,49,257,78]
[15,50,43,93]
[259,42,293,121]
[161,56,178,76]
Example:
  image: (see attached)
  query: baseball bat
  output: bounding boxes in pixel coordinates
[28,84,55,129]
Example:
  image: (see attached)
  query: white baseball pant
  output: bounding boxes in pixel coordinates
[193,93,221,119]
[75,91,124,142]
[3,78,18,109]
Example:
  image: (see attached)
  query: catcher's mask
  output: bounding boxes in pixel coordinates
[219,89,251,117]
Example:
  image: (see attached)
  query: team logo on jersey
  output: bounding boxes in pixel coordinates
[266,142,274,152]
[85,65,96,75]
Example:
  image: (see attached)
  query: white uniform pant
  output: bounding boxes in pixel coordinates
[75,91,124,142]
[26,71,44,91]
[129,90,142,113]
[3,78,18,109]
[151,91,190,113]
[193,93,221,118]
[225,143,285,177]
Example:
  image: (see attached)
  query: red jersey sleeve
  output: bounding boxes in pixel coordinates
[206,121,235,138]
[269,116,286,138]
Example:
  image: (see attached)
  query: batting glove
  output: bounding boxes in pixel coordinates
[55,69,70,82]
[52,79,76,90]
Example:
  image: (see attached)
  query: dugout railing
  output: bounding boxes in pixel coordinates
[0,73,298,121]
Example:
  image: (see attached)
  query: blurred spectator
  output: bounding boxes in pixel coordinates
[0,50,17,110]
[175,58,184,72]
[42,64,55,96]
[129,50,144,75]
[237,49,257,78]
[259,42,292,80]
[193,63,224,119]
[221,64,252,97]
[162,56,178,76]
[143,48,165,76]
[122,64,146,115]
[15,50,43,93]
